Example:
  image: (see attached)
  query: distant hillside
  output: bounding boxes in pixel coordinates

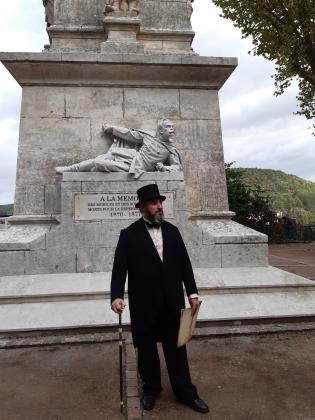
[235,168,315,224]
[0,204,13,216]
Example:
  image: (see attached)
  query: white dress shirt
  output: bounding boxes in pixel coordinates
[143,218,198,300]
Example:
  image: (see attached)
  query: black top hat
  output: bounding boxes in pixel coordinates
[135,184,166,208]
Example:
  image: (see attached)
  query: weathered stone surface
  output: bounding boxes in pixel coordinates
[54,0,105,27]
[0,271,110,300]
[188,244,222,268]
[193,266,315,290]
[198,219,267,244]
[15,117,91,215]
[0,252,25,276]
[180,89,220,120]
[101,40,144,54]
[63,172,184,182]
[140,0,193,32]
[221,244,268,268]
[7,215,59,225]
[124,88,180,119]
[51,0,194,50]
[173,210,203,250]
[61,181,81,216]
[50,35,105,53]
[167,181,186,211]
[76,247,115,272]
[14,184,45,215]
[0,225,48,251]
[173,119,228,213]
[45,184,61,214]
[25,248,76,275]
[65,87,124,119]
[21,86,65,118]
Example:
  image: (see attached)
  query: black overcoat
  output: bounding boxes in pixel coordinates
[111,218,198,346]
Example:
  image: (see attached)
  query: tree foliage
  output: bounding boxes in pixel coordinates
[240,167,315,223]
[0,204,13,216]
[225,162,274,226]
[213,0,315,129]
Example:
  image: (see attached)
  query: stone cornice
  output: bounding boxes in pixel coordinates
[0,52,237,89]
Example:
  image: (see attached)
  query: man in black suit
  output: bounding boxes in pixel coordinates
[111,184,209,413]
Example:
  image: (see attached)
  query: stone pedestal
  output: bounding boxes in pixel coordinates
[45,0,195,54]
[0,172,267,275]
[101,17,144,53]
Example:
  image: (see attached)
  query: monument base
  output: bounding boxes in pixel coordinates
[0,172,267,276]
[0,172,314,335]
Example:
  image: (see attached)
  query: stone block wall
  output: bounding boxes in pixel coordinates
[15,85,228,216]
[53,0,193,32]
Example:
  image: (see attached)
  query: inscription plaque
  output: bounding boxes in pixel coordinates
[74,192,174,221]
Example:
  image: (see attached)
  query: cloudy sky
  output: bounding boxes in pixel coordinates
[0,0,314,204]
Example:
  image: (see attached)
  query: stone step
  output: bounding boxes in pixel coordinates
[0,267,314,303]
[0,266,315,332]
[1,290,315,332]
[0,272,111,302]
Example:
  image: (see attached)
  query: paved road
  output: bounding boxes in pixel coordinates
[269,243,315,280]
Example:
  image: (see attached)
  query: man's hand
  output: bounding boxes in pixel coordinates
[189,298,200,316]
[155,162,166,172]
[111,298,126,314]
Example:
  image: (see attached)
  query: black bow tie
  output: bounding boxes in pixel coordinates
[144,221,161,229]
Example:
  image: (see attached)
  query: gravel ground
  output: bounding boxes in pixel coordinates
[143,331,315,420]
[0,342,125,420]
[1,328,315,420]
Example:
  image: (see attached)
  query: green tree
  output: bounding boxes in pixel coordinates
[225,162,273,225]
[213,0,315,130]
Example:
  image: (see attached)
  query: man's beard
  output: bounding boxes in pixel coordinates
[147,210,164,226]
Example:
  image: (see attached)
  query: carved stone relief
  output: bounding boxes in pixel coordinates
[104,0,139,17]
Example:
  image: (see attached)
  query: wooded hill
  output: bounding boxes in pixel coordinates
[0,204,13,216]
[236,168,315,224]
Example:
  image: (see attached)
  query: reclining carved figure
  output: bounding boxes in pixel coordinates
[55,119,182,179]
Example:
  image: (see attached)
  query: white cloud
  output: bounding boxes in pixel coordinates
[0,0,47,204]
[0,118,19,203]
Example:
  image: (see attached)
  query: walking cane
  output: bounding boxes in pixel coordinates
[118,312,124,414]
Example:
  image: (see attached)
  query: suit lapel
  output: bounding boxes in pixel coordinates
[161,221,171,264]
[135,218,163,265]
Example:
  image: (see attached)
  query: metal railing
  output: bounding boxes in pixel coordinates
[252,223,315,244]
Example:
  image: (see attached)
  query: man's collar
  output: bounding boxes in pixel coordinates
[143,217,161,229]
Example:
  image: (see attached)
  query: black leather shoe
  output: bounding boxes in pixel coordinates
[142,395,156,411]
[178,398,209,414]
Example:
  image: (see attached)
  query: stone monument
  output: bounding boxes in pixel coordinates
[1,0,251,275]
[1,0,314,334]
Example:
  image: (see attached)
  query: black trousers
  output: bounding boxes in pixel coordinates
[136,307,198,402]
